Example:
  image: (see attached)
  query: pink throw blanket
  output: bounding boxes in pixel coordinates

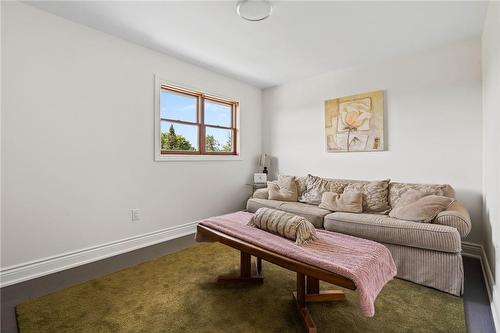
[195,211,396,317]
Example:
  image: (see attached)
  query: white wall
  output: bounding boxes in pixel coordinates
[1,2,262,269]
[482,0,500,324]
[263,38,483,243]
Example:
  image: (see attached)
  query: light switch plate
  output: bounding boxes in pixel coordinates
[131,209,141,221]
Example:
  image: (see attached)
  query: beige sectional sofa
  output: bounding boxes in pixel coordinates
[246,176,471,296]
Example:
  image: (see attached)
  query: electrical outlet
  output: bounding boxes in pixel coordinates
[131,209,141,221]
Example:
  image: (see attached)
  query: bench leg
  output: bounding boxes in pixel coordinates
[293,274,346,333]
[293,273,317,333]
[307,276,320,294]
[305,276,346,302]
[217,251,263,285]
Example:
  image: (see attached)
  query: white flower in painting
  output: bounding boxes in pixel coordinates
[337,98,372,132]
[340,109,372,130]
[336,97,373,151]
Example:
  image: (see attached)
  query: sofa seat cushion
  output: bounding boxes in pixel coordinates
[278,202,332,228]
[246,198,285,212]
[246,199,330,228]
[323,212,461,253]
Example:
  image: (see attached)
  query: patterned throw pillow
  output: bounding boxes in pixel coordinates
[343,180,391,213]
[389,189,455,222]
[295,176,308,197]
[391,188,426,208]
[388,183,452,208]
[299,174,346,205]
[267,175,298,202]
[249,208,318,245]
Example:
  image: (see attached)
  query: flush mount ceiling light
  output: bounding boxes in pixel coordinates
[236,0,273,22]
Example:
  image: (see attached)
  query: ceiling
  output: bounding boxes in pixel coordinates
[26,1,488,88]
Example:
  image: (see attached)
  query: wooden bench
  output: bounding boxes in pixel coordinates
[197,224,357,333]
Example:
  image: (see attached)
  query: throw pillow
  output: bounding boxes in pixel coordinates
[389,191,455,223]
[389,183,452,208]
[319,191,363,213]
[343,180,391,213]
[299,174,346,205]
[295,176,308,197]
[249,207,318,245]
[268,175,298,201]
[252,188,269,199]
[392,188,426,207]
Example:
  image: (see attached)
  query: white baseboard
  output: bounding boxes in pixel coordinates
[462,241,499,330]
[0,221,198,288]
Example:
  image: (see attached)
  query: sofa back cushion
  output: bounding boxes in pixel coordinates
[249,207,318,245]
[343,180,391,214]
[299,174,346,205]
[388,182,455,209]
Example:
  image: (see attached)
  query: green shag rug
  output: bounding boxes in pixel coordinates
[16,243,465,333]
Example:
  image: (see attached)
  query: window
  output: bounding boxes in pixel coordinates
[156,79,239,159]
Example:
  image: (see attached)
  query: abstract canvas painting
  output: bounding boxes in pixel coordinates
[325,90,384,152]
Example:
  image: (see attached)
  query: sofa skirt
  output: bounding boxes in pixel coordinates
[381,243,464,296]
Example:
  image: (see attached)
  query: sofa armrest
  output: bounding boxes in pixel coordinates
[434,201,471,238]
[253,188,269,199]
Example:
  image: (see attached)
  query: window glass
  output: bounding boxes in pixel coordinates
[160,90,197,123]
[205,127,233,152]
[204,100,232,127]
[161,121,198,151]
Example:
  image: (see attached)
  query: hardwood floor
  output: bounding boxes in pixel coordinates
[1,237,496,333]
[463,255,496,332]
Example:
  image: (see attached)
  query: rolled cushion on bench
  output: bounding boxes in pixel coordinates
[249,207,318,245]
